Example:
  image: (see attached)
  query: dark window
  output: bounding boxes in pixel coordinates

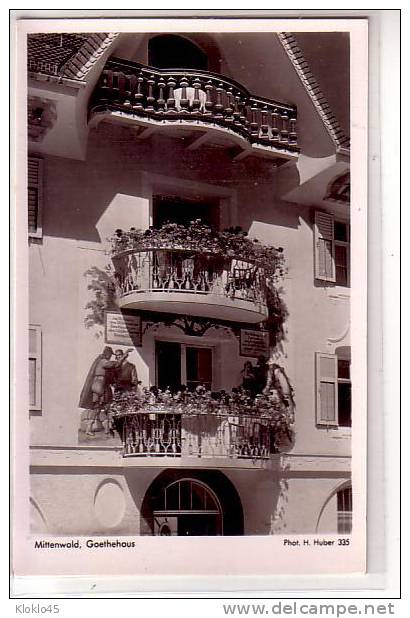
[326,172,350,204]
[334,221,348,242]
[337,359,350,379]
[148,34,208,71]
[153,195,219,229]
[156,342,213,392]
[337,486,352,534]
[156,341,182,392]
[334,222,350,287]
[186,347,212,391]
[155,479,222,536]
[335,244,348,287]
[141,469,244,536]
[337,357,351,428]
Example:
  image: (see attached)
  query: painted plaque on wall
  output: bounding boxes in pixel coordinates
[105,311,142,346]
[240,329,269,358]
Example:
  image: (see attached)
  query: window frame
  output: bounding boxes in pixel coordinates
[29,325,42,411]
[336,485,352,534]
[334,221,350,287]
[337,356,352,428]
[315,352,338,427]
[314,211,350,287]
[316,351,351,428]
[155,339,214,391]
[152,194,220,230]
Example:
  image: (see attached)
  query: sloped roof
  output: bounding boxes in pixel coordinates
[27,31,350,152]
[27,32,118,80]
[27,34,89,76]
[278,32,350,151]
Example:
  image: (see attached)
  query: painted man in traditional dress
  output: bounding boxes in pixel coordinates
[79,345,133,436]
[113,349,138,392]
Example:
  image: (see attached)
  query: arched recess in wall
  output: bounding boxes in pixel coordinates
[140,469,244,536]
[30,497,48,533]
[148,35,209,71]
[94,478,126,528]
[324,171,350,204]
[316,480,352,534]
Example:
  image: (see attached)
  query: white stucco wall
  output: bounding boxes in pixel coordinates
[29,121,350,458]
[27,32,351,538]
[30,466,347,536]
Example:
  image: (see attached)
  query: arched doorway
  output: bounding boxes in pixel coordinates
[316,482,352,534]
[148,35,208,71]
[141,469,244,536]
[153,478,223,536]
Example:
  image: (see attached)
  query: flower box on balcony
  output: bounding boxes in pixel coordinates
[109,386,294,462]
[109,221,284,323]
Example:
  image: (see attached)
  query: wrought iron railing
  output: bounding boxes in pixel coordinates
[89,58,298,153]
[113,410,273,460]
[112,248,269,312]
[109,384,294,461]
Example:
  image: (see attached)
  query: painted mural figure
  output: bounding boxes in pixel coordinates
[113,349,138,392]
[253,355,268,394]
[79,346,133,436]
[240,361,257,395]
[264,359,295,419]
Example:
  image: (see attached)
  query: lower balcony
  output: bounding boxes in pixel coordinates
[114,411,272,459]
[109,388,294,469]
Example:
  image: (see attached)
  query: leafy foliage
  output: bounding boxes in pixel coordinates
[105,384,294,452]
[110,220,285,280]
[84,266,117,328]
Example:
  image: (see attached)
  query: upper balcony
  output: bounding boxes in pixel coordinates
[89,58,299,163]
[110,222,284,324]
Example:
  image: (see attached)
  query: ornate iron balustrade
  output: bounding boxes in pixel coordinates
[119,411,182,457]
[182,413,271,459]
[89,58,298,154]
[112,248,269,315]
[113,410,273,460]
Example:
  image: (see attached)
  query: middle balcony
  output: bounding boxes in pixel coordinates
[111,222,284,323]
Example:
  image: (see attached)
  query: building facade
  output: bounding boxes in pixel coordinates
[27,31,352,537]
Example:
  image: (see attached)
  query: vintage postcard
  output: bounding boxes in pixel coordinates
[12,14,369,591]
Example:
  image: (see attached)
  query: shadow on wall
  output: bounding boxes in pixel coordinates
[235,166,303,233]
[218,32,341,159]
[43,127,238,243]
[43,122,306,244]
[83,266,117,333]
[30,497,48,534]
[269,459,291,534]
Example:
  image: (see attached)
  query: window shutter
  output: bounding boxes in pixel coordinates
[29,326,42,410]
[314,211,335,282]
[28,157,43,237]
[316,352,338,426]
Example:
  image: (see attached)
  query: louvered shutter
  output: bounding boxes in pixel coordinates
[314,211,335,282]
[28,157,43,237]
[29,326,42,410]
[316,352,338,426]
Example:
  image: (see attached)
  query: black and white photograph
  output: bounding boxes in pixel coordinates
[12,13,370,586]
